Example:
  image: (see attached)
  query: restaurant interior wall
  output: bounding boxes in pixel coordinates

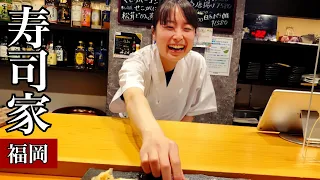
[234,0,320,123]
[236,17,320,108]
[277,17,320,36]
[105,0,246,124]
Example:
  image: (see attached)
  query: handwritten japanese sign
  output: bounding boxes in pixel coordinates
[118,0,237,32]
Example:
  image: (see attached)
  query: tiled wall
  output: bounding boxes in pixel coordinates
[105,0,246,124]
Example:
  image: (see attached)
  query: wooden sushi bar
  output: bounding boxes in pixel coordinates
[0,113,320,180]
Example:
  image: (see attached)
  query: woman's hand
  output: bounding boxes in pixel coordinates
[122,88,184,180]
[140,131,185,180]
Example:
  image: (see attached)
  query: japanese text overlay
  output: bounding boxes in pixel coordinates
[5,5,52,136]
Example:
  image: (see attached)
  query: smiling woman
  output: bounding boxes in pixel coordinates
[152,0,199,72]
[109,0,217,179]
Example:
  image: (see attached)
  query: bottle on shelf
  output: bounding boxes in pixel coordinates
[19,41,32,59]
[0,0,12,22]
[55,38,64,66]
[20,41,26,58]
[8,40,21,59]
[32,0,45,10]
[48,43,57,66]
[86,41,94,69]
[95,39,107,70]
[53,36,67,67]
[91,1,101,29]
[47,35,57,66]
[58,0,71,24]
[0,36,8,61]
[71,0,83,27]
[12,0,22,11]
[25,43,33,59]
[0,37,3,60]
[62,37,68,65]
[100,1,110,29]
[81,0,91,27]
[74,40,85,69]
[41,37,47,51]
[21,0,32,6]
[45,0,58,24]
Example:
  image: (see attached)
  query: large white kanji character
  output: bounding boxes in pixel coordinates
[9,49,48,92]
[29,144,48,164]
[8,6,50,49]
[5,92,52,136]
[7,143,28,164]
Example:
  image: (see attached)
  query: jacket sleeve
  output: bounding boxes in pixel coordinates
[186,59,217,117]
[109,53,147,113]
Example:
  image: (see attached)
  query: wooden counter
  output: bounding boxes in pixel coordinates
[0,172,80,180]
[0,113,320,180]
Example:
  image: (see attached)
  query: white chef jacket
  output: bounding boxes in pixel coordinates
[109,44,217,121]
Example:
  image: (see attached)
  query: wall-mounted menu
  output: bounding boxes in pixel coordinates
[204,36,233,76]
[118,0,237,32]
[113,32,142,58]
[192,0,236,32]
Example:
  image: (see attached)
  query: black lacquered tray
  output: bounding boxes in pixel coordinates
[81,168,248,180]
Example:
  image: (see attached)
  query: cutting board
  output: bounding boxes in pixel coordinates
[81,168,248,180]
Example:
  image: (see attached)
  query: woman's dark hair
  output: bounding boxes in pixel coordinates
[152,0,198,30]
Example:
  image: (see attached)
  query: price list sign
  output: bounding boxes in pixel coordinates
[119,0,159,26]
[118,0,237,32]
[191,0,236,32]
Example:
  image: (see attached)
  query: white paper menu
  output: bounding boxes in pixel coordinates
[193,27,213,48]
[204,36,233,76]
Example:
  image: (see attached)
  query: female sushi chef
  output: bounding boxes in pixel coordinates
[109,0,217,179]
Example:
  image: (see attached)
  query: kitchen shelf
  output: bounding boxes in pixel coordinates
[0,21,109,34]
[237,79,320,92]
[242,39,319,48]
[0,61,107,74]
[49,24,109,34]
[47,65,107,73]
[240,38,319,77]
[245,0,320,20]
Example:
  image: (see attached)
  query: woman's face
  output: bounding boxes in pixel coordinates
[153,6,196,64]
